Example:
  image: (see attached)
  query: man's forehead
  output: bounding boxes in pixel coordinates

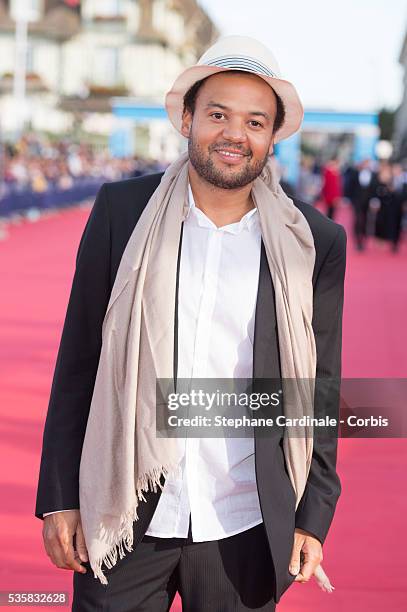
[204,100,272,121]
[197,72,277,112]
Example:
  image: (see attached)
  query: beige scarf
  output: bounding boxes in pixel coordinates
[79,152,317,585]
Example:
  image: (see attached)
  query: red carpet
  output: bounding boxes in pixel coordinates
[0,200,406,610]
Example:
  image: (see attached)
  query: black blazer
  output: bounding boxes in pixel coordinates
[35,172,347,602]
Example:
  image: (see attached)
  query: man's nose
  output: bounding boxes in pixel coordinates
[221,119,247,142]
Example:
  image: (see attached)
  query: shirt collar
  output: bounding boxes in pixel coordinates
[186,183,258,234]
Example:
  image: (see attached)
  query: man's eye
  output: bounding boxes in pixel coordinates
[250,120,263,128]
[211,113,224,120]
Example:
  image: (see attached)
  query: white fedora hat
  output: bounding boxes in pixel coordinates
[165,35,304,144]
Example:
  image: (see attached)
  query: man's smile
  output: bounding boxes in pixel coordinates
[213,148,250,165]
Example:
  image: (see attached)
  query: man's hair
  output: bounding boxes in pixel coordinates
[183,70,286,135]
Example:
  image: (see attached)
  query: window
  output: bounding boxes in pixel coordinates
[10,0,43,21]
[92,47,120,87]
[95,0,124,17]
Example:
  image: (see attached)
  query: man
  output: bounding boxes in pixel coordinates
[345,159,377,251]
[35,36,346,611]
[389,162,406,252]
[321,156,343,220]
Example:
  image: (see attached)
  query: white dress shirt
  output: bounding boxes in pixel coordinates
[45,185,264,541]
[144,185,263,541]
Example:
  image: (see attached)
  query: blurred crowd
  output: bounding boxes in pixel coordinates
[295,156,407,253]
[0,133,166,196]
[1,134,406,254]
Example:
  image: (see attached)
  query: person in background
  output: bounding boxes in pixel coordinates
[297,156,322,205]
[346,159,378,251]
[389,163,407,252]
[369,161,395,249]
[322,157,342,220]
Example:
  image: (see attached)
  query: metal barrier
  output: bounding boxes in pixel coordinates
[0,166,165,218]
[0,178,105,217]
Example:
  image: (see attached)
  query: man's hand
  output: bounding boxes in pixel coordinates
[289,528,323,583]
[42,510,88,574]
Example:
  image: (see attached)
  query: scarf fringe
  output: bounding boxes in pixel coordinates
[136,464,173,495]
[91,464,179,585]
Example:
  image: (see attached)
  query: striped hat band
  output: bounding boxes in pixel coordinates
[204,55,277,78]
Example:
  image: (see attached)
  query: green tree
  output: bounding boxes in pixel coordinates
[378,107,396,141]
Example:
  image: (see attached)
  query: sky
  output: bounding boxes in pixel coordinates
[198,0,407,113]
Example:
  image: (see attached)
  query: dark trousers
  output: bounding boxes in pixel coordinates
[351,199,368,250]
[326,202,336,220]
[72,519,276,611]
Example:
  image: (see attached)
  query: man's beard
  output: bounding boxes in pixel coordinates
[188,136,270,189]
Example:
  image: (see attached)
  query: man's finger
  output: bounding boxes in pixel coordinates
[294,572,307,583]
[289,561,300,575]
[45,536,76,571]
[297,556,320,582]
[75,522,89,563]
[60,535,87,573]
[289,535,304,575]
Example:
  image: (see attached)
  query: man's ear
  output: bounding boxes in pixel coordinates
[268,137,275,155]
[181,109,192,138]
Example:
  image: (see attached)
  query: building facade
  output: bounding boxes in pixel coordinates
[0,0,218,159]
[393,27,407,160]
